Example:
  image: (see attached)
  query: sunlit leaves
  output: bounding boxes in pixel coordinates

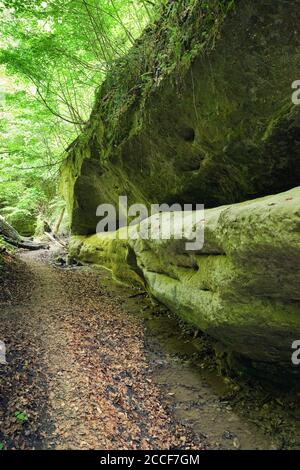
[0,0,158,226]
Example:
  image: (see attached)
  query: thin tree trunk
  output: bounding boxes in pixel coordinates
[53,207,66,235]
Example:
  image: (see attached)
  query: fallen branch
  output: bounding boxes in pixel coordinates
[0,216,20,241]
[2,236,48,251]
[128,291,147,299]
[44,232,67,248]
[0,216,48,251]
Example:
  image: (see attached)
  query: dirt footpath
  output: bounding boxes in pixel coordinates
[0,250,205,450]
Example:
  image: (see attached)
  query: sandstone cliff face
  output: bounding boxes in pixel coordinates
[62,0,300,235]
[69,187,300,379]
[63,0,300,380]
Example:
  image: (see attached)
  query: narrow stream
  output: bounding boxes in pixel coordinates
[93,266,279,450]
[142,314,274,450]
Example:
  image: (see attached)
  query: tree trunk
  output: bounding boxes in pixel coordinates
[53,207,65,235]
[0,216,21,242]
[0,216,47,250]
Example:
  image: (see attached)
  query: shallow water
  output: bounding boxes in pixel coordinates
[95,267,277,450]
[142,314,277,450]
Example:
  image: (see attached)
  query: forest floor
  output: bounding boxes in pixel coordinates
[0,249,281,450]
[0,249,206,450]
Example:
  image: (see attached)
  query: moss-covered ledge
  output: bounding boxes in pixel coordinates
[69,186,300,378]
[69,228,143,287]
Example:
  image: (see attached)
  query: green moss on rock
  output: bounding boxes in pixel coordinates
[62,0,300,235]
[69,229,143,287]
[70,187,300,379]
[5,209,36,237]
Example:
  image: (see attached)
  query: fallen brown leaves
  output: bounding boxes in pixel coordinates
[0,250,205,450]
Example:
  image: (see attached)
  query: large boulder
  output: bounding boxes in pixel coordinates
[69,186,300,380]
[62,0,300,235]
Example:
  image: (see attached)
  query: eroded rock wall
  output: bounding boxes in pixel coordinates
[69,187,300,378]
[64,0,300,380]
[62,0,300,235]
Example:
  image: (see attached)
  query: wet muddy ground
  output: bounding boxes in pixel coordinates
[97,266,300,450]
[98,269,276,450]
